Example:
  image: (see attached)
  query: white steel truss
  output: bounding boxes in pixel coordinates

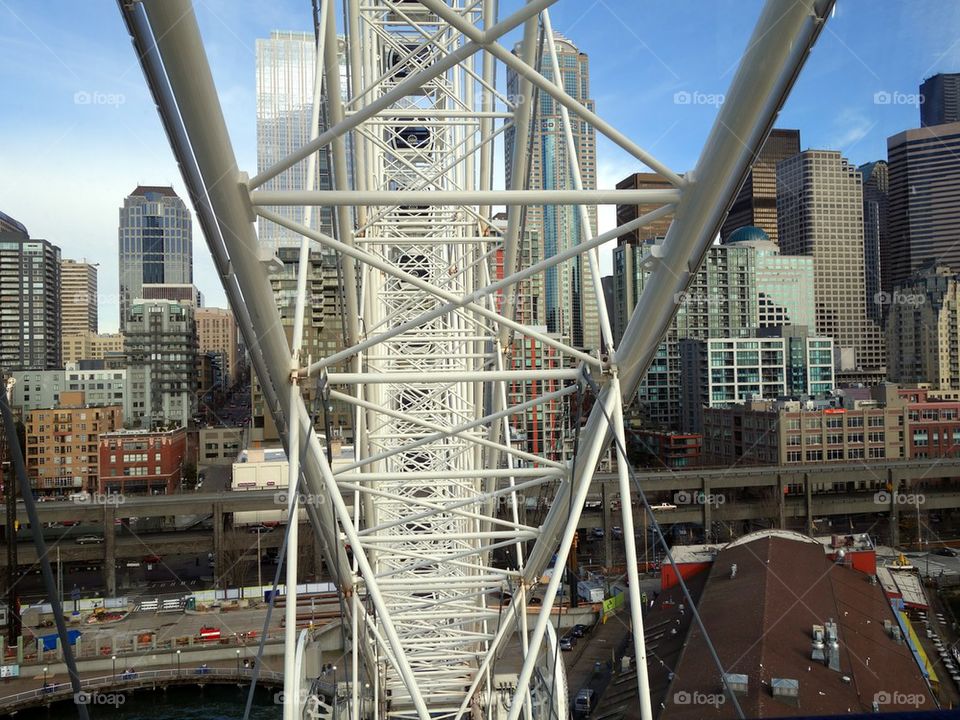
[118,1,834,718]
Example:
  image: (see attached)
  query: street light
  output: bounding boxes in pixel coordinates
[42,666,48,689]
[176,649,181,676]
[236,648,240,674]
[112,654,117,680]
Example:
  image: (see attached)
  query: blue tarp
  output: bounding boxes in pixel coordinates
[39,630,81,651]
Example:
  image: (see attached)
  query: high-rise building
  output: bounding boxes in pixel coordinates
[720,129,800,245]
[118,186,193,331]
[886,262,960,389]
[124,299,199,428]
[196,307,239,387]
[777,150,885,370]
[614,243,759,427]
[25,390,122,496]
[505,35,599,350]
[859,161,888,322]
[679,329,834,433]
[886,122,960,293]
[615,172,675,245]
[256,31,349,249]
[251,247,348,445]
[0,211,61,372]
[920,72,960,127]
[60,259,98,339]
[725,226,816,329]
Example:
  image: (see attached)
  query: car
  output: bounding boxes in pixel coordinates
[249,525,272,534]
[559,636,573,651]
[612,526,623,539]
[571,624,587,638]
[143,554,162,564]
[591,527,604,539]
[75,535,103,545]
[934,547,959,557]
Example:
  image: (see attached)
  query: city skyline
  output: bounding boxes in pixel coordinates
[2,1,957,331]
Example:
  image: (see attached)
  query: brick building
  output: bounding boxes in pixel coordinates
[97,427,187,495]
[24,391,122,497]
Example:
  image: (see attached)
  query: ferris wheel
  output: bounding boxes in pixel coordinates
[116,1,834,718]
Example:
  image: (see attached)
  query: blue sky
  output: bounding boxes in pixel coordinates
[1,0,958,331]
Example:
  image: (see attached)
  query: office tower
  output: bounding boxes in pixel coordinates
[777,150,885,370]
[505,34,599,350]
[118,186,193,331]
[725,226,816,329]
[60,259,98,338]
[720,129,800,245]
[250,247,348,445]
[256,31,349,249]
[859,161,888,322]
[196,307,239,387]
[615,172,675,245]
[25,391,122,497]
[141,283,202,308]
[920,72,960,127]
[124,299,199,428]
[886,122,960,292]
[886,262,960,389]
[614,243,759,427]
[0,211,61,371]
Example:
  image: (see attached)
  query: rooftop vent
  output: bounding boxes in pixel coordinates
[730,564,738,579]
[811,624,825,662]
[825,619,841,672]
[771,678,799,698]
[723,673,748,694]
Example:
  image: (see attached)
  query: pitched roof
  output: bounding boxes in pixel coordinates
[662,532,933,718]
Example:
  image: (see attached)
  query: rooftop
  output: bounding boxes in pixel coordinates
[662,531,933,718]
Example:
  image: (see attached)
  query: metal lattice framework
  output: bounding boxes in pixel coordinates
[117,1,834,718]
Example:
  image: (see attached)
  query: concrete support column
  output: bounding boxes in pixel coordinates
[213,503,224,588]
[312,533,324,579]
[804,472,813,536]
[602,483,612,569]
[103,504,117,597]
[777,474,785,529]
[889,470,900,548]
[701,478,712,541]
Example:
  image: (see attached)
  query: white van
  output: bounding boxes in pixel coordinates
[574,688,596,715]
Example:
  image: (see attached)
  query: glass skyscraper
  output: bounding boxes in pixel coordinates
[505,35,599,350]
[920,73,960,128]
[118,186,193,331]
[256,31,349,249]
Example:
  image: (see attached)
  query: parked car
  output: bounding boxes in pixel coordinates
[591,527,604,539]
[612,526,623,539]
[559,636,573,651]
[934,547,958,557]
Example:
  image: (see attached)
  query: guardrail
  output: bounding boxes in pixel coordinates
[0,668,284,710]
[22,629,288,665]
